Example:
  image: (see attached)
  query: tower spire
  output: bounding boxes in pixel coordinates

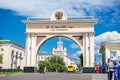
[59,37,61,42]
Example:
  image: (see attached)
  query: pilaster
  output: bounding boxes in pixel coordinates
[89,32,94,67]
[31,33,35,66]
[26,33,31,66]
[16,53,20,67]
[105,46,110,63]
[84,33,89,67]
[13,53,16,69]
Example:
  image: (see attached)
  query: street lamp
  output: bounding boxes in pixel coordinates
[56,55,57,72]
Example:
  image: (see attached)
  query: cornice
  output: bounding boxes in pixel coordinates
[22,19,98,25]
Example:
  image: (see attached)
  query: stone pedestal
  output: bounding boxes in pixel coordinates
[83,67,95,73]
[24,66,37,73]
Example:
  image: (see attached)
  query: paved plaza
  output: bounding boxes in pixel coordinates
[0,72,113,80]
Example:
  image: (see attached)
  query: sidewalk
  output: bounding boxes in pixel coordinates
[92,73,114,80]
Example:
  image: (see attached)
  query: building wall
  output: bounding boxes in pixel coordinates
[63,56,77,69]
[103,42,120,63]
[0,43,25,69]
[37,55,52,61]
[10,45,25,69]
[0,44,11,69]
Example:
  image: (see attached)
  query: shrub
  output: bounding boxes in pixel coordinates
[0,54,3,63]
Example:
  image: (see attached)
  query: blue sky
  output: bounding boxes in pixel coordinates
[0,0,120,63]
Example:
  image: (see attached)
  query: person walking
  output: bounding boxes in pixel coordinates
[96,64,100,73]
[113,61,119,80]
[106,58,114,80]
[102,64,106,73]
[118,62,120,80]
[44,67,47,73]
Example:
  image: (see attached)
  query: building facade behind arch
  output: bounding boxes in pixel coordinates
[0,40,25,69]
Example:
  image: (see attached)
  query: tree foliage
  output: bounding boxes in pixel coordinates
[48,56,65,66]
[79,54,83,67]
[38,56,67,72]
[0,54,3,63]
[39,61,51,69]
[99,44,105,65]
[77,54,83,71]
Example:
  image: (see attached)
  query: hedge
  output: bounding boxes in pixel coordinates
[0,69,23,73]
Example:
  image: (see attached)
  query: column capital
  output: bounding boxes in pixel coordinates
[83,32,94,35]
[26,32,35,34]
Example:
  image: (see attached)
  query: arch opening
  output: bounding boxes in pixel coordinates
[37,36,82,69]
[36,35,83,54]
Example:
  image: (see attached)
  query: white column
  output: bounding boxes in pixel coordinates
[89,32,94,67]
[105,46,110,63]
[13,53,16,69]
[84,33,89,67]
[17,53,20,67]
[31,33,35,66]
[26,33,31,66]
[83,34,85,67]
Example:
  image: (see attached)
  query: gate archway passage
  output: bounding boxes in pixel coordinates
[22,10,98,73]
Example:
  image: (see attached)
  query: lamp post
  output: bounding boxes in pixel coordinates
[56,56,57,72]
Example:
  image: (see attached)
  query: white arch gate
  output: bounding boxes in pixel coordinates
[22,10,98,73]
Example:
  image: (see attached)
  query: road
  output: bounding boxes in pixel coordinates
[0,72,112,80]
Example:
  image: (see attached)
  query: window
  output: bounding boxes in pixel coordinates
[41,56,43,59]
[1,48,4,51]
[111,51,116,57]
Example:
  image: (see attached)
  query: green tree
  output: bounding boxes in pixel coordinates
[57,64,67,72]
[0,54,3,63]
[39,61,51,69]
[48,56,65,66]
[48,56,66,72]
[38,56,67,72]
[79,54,83,67]
[99,44,105,65]
[77,54,83,71]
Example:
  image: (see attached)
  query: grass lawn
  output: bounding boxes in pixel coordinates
[0,71,24,76]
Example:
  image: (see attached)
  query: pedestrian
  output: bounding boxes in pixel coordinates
[118,62,120,80]
[106,58,114,80]
[113,61,119,80]
[44,67,47,73]
[17,65,20,71]
[95,64,100,73]
[102,64,106,73]
[99,63,102,73]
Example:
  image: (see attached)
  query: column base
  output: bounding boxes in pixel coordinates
[83,67,95,73]
[24,66,37,73]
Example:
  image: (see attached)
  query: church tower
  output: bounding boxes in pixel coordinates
[57,37,63,50]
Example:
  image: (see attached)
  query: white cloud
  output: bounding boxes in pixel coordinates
[95,31,120,54]
[70,43,79,49]
[0,0,118,17]
[69,50,82,63]
[68,31,120,63]
[40,51,48,54]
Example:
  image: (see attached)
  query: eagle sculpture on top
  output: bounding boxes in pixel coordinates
[55,11,63,20]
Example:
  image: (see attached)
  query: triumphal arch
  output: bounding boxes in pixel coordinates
[22,10,98,73]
